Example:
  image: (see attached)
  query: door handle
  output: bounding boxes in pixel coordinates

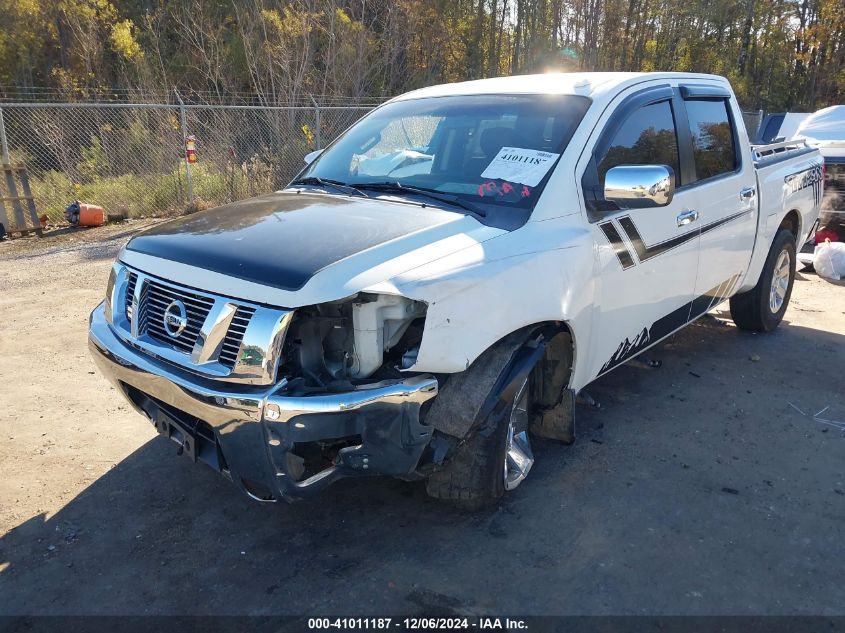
[740,187,756,202]
[676,209,699,227]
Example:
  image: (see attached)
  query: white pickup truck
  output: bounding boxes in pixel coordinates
[89,72,822,509]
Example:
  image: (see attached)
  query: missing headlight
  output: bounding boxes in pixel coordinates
[282,293,427,387]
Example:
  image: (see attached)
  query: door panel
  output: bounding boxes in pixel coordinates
[589,189,700,378]
[683,97,757,311]
[581,93,701,381]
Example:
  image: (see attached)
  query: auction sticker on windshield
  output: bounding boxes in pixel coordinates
[480,147,560,186]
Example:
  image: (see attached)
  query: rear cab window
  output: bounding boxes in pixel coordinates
[684,99,738,182]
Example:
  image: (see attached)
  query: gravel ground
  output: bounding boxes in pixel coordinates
[0,224,844,616]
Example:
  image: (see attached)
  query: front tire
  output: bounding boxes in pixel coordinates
[425,376,533,510]
[730,229,796,332]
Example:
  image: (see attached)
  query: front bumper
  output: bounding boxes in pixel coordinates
[88,303,438,501]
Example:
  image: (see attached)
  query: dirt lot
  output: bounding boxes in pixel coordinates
[1,224,844,616]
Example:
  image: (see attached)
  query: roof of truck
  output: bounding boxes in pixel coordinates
[391,72,728,102]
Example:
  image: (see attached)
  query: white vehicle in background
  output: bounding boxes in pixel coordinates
[89,72,823,509]
[789,106,845,270]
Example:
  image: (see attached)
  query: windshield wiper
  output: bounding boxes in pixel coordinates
[355,181,487,218]
[289,176,367,197]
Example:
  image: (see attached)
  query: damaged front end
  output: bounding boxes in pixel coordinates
[89,264,439,501]
[259,292,437,497]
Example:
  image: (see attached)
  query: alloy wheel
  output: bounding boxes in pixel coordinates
[769,248,791,313]
[503,378,534,491]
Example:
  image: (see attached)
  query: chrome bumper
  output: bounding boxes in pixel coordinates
[88,303,438,502]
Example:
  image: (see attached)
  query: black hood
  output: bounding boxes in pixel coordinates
[126,192,460,292]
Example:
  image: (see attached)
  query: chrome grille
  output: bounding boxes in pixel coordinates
[218,306,255,368]
[112,264,291,385]
[140,280,214,354]
[125,272,137,321]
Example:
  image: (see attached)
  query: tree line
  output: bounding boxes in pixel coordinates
[0,0,842,111]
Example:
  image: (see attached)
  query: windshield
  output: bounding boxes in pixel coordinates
[295,94,591,226]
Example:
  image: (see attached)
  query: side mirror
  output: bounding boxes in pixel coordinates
[604,164,675,208]
[303,149,324,165]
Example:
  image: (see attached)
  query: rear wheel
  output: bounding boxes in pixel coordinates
[425,375,534,510]
[730,229,796,332]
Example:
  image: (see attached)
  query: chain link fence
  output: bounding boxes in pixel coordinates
[0,102,374,223]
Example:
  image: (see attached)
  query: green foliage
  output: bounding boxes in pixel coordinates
[77,136,109,182]
[1,0,841,110]
[28,170,75,221]
[27,155,285,223]
[3,0,844,227]
[109,19,143,60]
[28,167,185,221]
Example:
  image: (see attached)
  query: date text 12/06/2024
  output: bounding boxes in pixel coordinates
[307,617,529,630]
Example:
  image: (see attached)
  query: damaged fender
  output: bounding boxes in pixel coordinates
[425,325,574,442]
[364,216,595,389]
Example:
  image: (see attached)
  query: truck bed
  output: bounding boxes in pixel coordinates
[751,139,818,168]
[738,138,823,293]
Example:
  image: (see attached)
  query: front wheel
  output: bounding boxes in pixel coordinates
[730,229,796,332]
[425,375,534,510]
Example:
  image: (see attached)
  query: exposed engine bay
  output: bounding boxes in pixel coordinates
[274,293,430,482]
[280,293,428,394]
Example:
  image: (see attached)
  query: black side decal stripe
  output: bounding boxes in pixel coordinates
[599,221,635,269]
[617,215,696,262]
[598,273,742,375]
[598,301,690,375]
[698,209,753,237]
[689,284,720,319]
[617,209,751,264]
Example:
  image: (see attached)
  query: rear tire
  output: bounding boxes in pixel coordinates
[730,229,796,332]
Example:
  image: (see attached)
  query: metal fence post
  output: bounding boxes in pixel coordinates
[0,105,32,233]
[310,95,322,150]
[0,106,10,167]
[0,106,10,232]
[174,89,194,203]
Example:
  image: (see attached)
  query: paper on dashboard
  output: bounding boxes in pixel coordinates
[480,147,561,187]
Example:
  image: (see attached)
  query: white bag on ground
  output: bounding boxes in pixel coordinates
[814,240,845,283]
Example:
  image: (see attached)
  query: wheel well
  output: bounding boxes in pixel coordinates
[424,321,574,440]
[477,321,573,365]
[778,210,801,243]
[522,321,574,373]
[525,321,575,399]
[474,320,576,391]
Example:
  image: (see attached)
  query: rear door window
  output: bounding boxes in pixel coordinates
[685,99,737,181]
